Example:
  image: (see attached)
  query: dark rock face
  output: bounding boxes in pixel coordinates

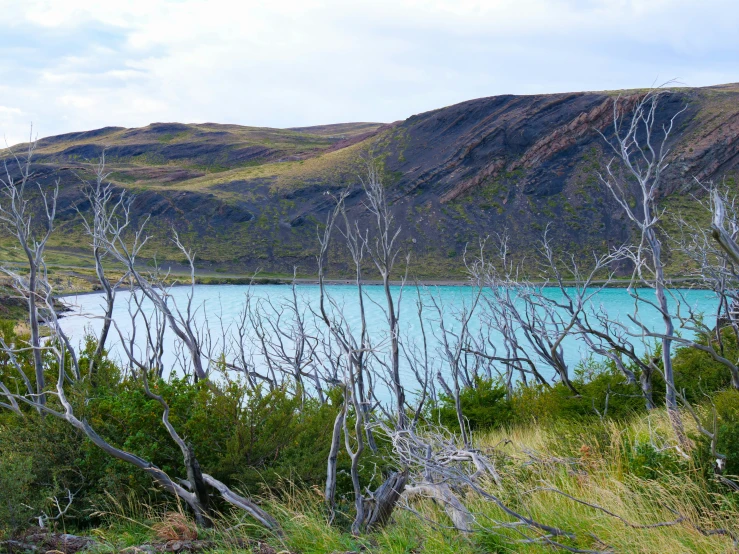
[383,91,701,203]
[2,86,739,276]
[160,142,227,160]
[389,93,608,200]
[59,143,106,159]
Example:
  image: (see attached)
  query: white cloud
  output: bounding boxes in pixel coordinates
[0,106,22,116]
[0,0,736,144]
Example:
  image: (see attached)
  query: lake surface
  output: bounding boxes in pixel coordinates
[58,284,719,389]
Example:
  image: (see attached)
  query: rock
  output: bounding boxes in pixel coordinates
[164,540,184,552]
[0,539,40,552]
[5,531,96,554]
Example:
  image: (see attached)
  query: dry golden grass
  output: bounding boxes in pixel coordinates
[85,411,739,553]
[151,512,198,542]
[449,411,739,553]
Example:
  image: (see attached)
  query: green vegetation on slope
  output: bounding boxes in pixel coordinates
[3,84,739,279]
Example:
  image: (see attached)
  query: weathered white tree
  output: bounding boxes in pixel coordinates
[0,133,58,404]
[76,150,131,376]
[597,88,689,445]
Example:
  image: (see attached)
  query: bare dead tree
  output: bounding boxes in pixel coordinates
[597,87,690,445]
[711,187,739,266]
[427,248,485,448]
[460,228,664,411]
[402,284,436,428]
[94,193,211,381]
[358,152,408,430]
[585,182,739,417]
[575,303,658,409]
[78,165,213,383]
[114,281,167,376]
[465,233,582,394]
[674,184,739,388]
[209,293,297,402]
[471,234,542,393]
[316,192,364,522]
[679,184,739,331]
[76,151,131,376]
[352,151,419,529]
[0,132,58,404]
[530,232,661,408]
[317,155,416,533]
[324,380,346,522]
[337,195,376,449]
[386,422,603,549]
[250,270,322,402]
[316,194,381,532]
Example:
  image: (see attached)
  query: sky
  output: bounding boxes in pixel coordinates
[0,0,737,145]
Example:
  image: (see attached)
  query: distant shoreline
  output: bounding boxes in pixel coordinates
[56,276,710,299]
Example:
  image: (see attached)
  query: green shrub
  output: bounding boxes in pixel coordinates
[475,530,516,553]
[433,377,513,432]
[673,329,736,401]
[622,440,683,480]
[0,408,94,528]
[78,376,346,499]
[713,389,739,476]
[510,360,645,424]
[0,453,35,537]
[431,361,647,434]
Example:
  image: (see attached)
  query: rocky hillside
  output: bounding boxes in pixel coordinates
[1,84,738,278]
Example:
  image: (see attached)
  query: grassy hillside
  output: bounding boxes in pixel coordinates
[1,84,738,280]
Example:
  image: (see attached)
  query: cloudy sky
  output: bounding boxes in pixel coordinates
[0,0,736,145]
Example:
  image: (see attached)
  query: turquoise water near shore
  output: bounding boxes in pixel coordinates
[58,284,719,388]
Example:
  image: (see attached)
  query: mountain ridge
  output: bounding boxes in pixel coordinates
[1,83,738,278]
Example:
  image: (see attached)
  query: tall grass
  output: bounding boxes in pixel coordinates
[78,410,738,553]
[457,411,739,553]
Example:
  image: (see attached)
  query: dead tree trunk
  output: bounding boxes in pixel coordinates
[361,470,408,531]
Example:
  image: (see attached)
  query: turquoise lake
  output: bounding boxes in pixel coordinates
[58,284,720,388]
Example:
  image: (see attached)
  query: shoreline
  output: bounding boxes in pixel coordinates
[56,275,711,299]
[56,278,471,299]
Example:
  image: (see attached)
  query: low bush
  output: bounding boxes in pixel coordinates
[0,453,36,536]
[710,389,739,476]
[673,328,737,401]
[434,360,648,435]
[434,376,513,432]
